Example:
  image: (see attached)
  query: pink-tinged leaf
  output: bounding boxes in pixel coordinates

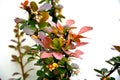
[14,17,25,23]
[65,51,71,55]
[78,26,93,34]
[52,52,63,60]
[56,4,63,9]
[71,50,83,59]
[47,20,56,27]
[44,27,53,33]
[76,42,88,47]
[40,52,52,59]
[23,27,34,35]
[42,37,52,48]
[38,32,46,40]
[39,3,52,11]
[31,35,44,47]
[66,19,75,26]
[70,44,76,49]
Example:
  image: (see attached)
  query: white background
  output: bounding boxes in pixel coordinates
[1,0,120,80]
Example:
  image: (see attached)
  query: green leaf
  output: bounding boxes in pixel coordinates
[38,22,48,29]
[16,77,21,80]
[113,45,120,52]
[39,0,45,4]
[37,70,45,78]
[117,69,120,76]
[24,57,35,66]
[45,0,50,3]
[29,20,37,31]
[52,37,63,51]
[106,60,114,66]
[30,1,38,12]
[94,69,102,74]
[101,68,108,73]
[20,21,28,30]
[107,77,115,80]
[57,67,67,74]
[62,78,67,80]
[37,77,43,80]
[27,57,35,62]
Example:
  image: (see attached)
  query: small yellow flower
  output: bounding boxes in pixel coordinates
[52,63,58,67]
[46,63,58,71]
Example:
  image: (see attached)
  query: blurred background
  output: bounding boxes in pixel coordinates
[0,0,120,80]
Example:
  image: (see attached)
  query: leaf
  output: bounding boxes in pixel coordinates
[21,45,31,51]
[117,69,120,76]
[29,20,37,31]
[66,19,75,26]
[16,77,21,80]
[11,39,17,43]
[24,57,36,66]
[20,21,28,30]
[106,60,114,65]
[30,1,38,12]
[108,77,115,80]
[40,11,49,22]
[101,68,108,74]
[45,0,50,3]
[52,38,62,50]
[39,0,45,4]
[12,72,20,76]
[27,57,35,62]
[38,22,48,29]
[44,58,52,64]
[9,77,21,80]
[78,26,93,34]
[37,77,43,80]
[94,69,102,74]
[8,45,16,50]
[113,45,120,52]
[57,67,67,74]
[20,32,24,36]
[37,70,45,77]
[21,38,26,43]
[11,55,19,63]
[25,68,34,73]
[39,3,52,11]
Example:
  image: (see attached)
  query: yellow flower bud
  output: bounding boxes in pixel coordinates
[52,63,58,67]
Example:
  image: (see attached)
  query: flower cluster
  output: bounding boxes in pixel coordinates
[13,0,92,80]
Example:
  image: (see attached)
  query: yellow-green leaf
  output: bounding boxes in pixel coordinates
[30,1,38,12]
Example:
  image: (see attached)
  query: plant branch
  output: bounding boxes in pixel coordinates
[16,24,25,80]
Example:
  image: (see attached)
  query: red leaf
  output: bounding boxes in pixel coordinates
[42,37,52,48]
